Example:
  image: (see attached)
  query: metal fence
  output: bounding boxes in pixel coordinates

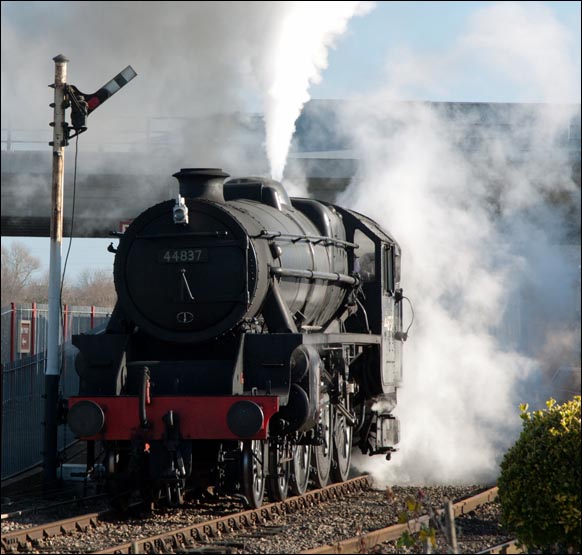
[1,304,111,480]
[1,303,111,364]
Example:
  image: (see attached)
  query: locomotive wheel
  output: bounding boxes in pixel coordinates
[241,439,267,508]
[267,441,290,502]
[330,407,353,483]
[312,394,332,488]
[290,443,311,496]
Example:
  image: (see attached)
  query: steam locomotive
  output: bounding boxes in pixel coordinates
[67,168,406,508]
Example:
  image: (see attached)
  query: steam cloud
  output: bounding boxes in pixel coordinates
[1,1,269,237]
[1,1,368,183]
[1,0,368,264]
[340,1,580,485]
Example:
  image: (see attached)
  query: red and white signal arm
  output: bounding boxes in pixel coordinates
[19,320,31,354]
[119,220,133,233]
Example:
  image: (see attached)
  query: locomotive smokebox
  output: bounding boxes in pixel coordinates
[172,168,230,203]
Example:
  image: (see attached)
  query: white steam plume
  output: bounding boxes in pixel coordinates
[256,1,372,181]
[339,1,580,485]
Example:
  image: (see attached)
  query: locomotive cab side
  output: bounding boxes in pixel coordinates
[326,205,404,459]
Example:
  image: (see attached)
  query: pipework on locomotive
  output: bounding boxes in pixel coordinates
[67,168,409,508]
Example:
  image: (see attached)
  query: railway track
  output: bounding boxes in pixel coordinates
[300,486,503,554]
[1,506,112,554]
[2,480,521,554]
[1,476,371,554]
[2,511,103,553]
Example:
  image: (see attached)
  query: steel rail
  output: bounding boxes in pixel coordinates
[1,493,108,521]
[1,511,103,552]
[300,486,500,554]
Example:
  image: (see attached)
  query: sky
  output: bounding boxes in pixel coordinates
[1,0,581,282]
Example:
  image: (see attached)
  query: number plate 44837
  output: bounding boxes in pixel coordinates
[158,248,208,263]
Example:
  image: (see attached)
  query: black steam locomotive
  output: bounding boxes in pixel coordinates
[67,168,406,508]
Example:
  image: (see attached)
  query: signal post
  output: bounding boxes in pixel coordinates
[43,55,136,483]
[44,54,68,483]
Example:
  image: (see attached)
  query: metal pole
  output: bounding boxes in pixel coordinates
[31,302,37,356]
[10,302,16,363]
[444,498,458,554]
[44,54,68,483]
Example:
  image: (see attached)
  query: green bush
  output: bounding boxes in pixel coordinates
[498,396,581,553]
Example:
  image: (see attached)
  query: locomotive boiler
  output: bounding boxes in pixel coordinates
[67,168,406,508]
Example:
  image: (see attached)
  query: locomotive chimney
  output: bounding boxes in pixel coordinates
[172,168,230,203]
